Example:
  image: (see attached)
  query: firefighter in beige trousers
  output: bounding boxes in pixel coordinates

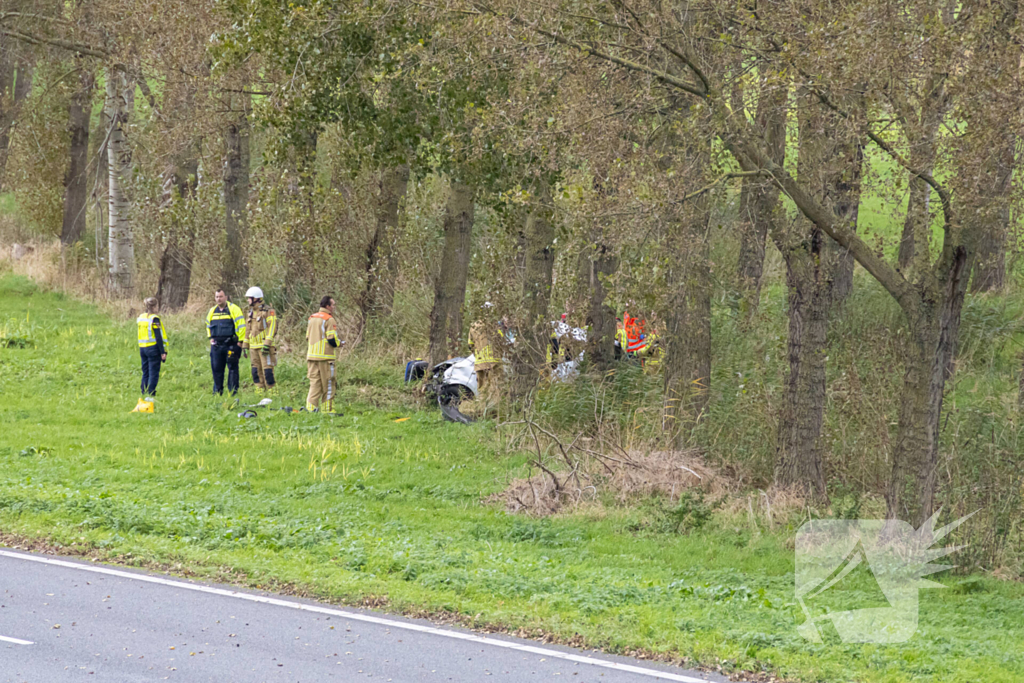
[306,295,342,412]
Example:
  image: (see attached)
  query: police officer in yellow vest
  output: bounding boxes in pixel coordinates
[242,286,278,392]
[206,289,246,395]
[132,297,168,412]
[306,295,342,412]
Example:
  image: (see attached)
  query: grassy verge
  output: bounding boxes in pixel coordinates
[1,272,1022,682]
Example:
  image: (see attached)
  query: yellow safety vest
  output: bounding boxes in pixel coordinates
[206,302,246,341]
[137,313,168,349]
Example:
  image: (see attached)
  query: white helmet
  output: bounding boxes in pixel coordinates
[245,286,264,299]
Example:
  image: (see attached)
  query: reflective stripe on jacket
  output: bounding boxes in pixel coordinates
[206,302,246,342]
[137,313,168,351]
[306,309,339,360]
[245,303,277,349]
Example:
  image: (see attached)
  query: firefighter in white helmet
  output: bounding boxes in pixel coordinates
[242,286,277,392]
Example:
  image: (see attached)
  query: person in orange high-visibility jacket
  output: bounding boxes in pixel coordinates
[306,295,342,412]
[623,312,648,355]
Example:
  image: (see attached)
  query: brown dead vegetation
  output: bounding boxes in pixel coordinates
[489,418,731,515]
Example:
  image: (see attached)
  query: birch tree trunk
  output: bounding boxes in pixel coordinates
[61,69,95,245]
[106,67,135,295]
[426,181,474,369]
[222,90,250,300]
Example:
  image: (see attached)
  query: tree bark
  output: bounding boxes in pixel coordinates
[769,90,840,499]
[897,75,946,275]
[736,79,787,313]
[969,134,1014,293]
[106,67,135,295]
[426,181,474,369]
[773,244,829,497]
[512,180,556,398]
[0,53,32,193]
[60,69,94,246]
[156,155,200,310]
[364,164,410,319]
[284,129,318,310]
[222,89,250,300]
[662,196,713,447]
[886,248,970,525]
[157,71,202,311]
[584,239,619,373]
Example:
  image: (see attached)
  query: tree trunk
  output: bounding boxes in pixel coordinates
[768,90,840,499]
[773,244,829,498]
[512,181,556,398]
[897,75,946,275]
[886,248,970,525]
[1018,352,1024,413]
[222,90,250,300]
[662,197,712,447]
[828,144,864,303]
[60,69,94,246]
[736,79,787,313]
[0,54,32,193]
[584,239,619,373]
[156,72,202,311]
[156,156,200,310]
[969,134,1014,293]
[106,67,135,295]
[284,129,318,310]
[364,164,410,319]
[426,181,474,369]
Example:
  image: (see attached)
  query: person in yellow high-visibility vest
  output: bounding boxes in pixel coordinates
[132,297,168,412]
[242,286,277,392]
[306,295,342,412]
[206,289,246,395]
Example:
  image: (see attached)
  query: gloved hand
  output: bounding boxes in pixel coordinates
[161,353,167,363]
[242,349,248,359]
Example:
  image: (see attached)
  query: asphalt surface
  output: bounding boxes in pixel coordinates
[0,549,737,683]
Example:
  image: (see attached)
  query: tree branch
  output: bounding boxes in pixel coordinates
[0,27,107,58]
[472,2,706,97]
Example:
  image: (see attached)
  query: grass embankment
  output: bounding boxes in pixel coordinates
[1,272,1022,683]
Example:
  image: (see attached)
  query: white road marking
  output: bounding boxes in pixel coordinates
[0,635,34,645]
[0,549,712,682]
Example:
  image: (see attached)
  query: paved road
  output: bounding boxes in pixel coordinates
[0,549,737,683]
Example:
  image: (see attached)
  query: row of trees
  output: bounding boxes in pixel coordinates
[1,0,1021,527]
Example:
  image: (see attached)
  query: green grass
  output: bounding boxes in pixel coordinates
[1,272,1023,682]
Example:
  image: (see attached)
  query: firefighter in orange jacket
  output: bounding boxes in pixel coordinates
[306,295,342,412]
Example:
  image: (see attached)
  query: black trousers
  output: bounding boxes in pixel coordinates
[210,342,241,395]
[140,347,162,396]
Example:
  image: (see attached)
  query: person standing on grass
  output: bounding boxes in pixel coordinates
[305,295,341,413]
[242,286,278,393]
[206,288,246,395]
[133,296,168,412]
